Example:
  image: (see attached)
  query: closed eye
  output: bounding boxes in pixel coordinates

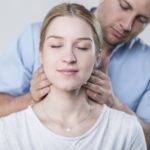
[51,45,62,48]
[120,3,130,10]
[137,16,148,24]
[77,47,89,51]
[119,0,131,10]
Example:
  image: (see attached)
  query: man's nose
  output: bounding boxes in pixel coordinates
[122,14,135,32]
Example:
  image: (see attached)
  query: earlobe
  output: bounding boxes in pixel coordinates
[97,49,102,61]
[95,49,102,69]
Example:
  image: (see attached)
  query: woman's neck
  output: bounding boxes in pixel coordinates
[41,86,90,120]
[33,86,102,137]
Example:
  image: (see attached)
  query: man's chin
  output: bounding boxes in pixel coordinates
[104,37,125,48]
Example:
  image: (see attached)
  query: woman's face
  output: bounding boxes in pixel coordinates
[40,16,96,91]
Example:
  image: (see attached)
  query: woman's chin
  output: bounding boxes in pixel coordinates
[56,83,82,91]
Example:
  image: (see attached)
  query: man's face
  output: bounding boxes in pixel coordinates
[96,0,150,46]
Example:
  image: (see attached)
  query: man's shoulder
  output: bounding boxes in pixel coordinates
[22,22,42,35]
[30,22,42,30]
[114,37,150,57]
[127,37,150,51]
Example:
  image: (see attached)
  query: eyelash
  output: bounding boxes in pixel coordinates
[50,45,62,48]
[77,47,89,51]
[120,3,129,10]
[137,17,148,24]
[49,45,89,51]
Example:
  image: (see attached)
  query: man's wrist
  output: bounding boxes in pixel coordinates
[24,93,34,106]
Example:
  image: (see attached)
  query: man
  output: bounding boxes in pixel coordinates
[0,0,150,148]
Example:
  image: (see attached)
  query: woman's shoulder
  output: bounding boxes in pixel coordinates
[105,105,139,126]
[93,103,143,134]
[0,107,32,131]
[103,106,144,137]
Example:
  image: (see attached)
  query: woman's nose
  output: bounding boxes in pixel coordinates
[62,49,77,63]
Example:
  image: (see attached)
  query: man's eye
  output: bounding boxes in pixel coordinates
[137,17,148,24]
[77,47,88,51]
[120,1,130,10]
[120,4,129,10]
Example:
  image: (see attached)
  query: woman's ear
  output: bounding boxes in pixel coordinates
[97,49,102,63]
[95,49,102,69]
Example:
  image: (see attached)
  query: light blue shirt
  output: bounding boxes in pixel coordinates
[0,23,150,123]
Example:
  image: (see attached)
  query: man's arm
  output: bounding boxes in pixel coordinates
[0,23,41,116]
[0,93,33,116]
[0,66,50,117]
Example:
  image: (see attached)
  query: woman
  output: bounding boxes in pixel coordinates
[0,3,146,150]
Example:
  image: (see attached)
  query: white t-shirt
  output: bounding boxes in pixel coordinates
[0,105,147,150]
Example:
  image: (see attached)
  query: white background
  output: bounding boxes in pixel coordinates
[0,0,149,54]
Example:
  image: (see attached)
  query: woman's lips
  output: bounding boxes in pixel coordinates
[57,69,78,76]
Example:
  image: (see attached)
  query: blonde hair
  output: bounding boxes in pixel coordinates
[40,3,103,53]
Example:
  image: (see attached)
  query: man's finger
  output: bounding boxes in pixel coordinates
[38,80,51,89]
[88,76,104,86]
[84,82,104,94]
[40,73,49,81]
[92,69,107,79]
[39,87,50,99]
[86,89,103,104]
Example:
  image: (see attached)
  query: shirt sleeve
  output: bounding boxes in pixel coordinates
[131,117,147,150]
[0,119,6,149]
[0,23,41,96]
[136,81,150,123]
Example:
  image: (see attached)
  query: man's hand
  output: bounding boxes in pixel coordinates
[30,66,51,102]
[84,69,115,107]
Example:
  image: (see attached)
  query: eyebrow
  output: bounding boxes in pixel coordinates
[77,37,92,42]
[46,35,92,42]
[46,35,63,40]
